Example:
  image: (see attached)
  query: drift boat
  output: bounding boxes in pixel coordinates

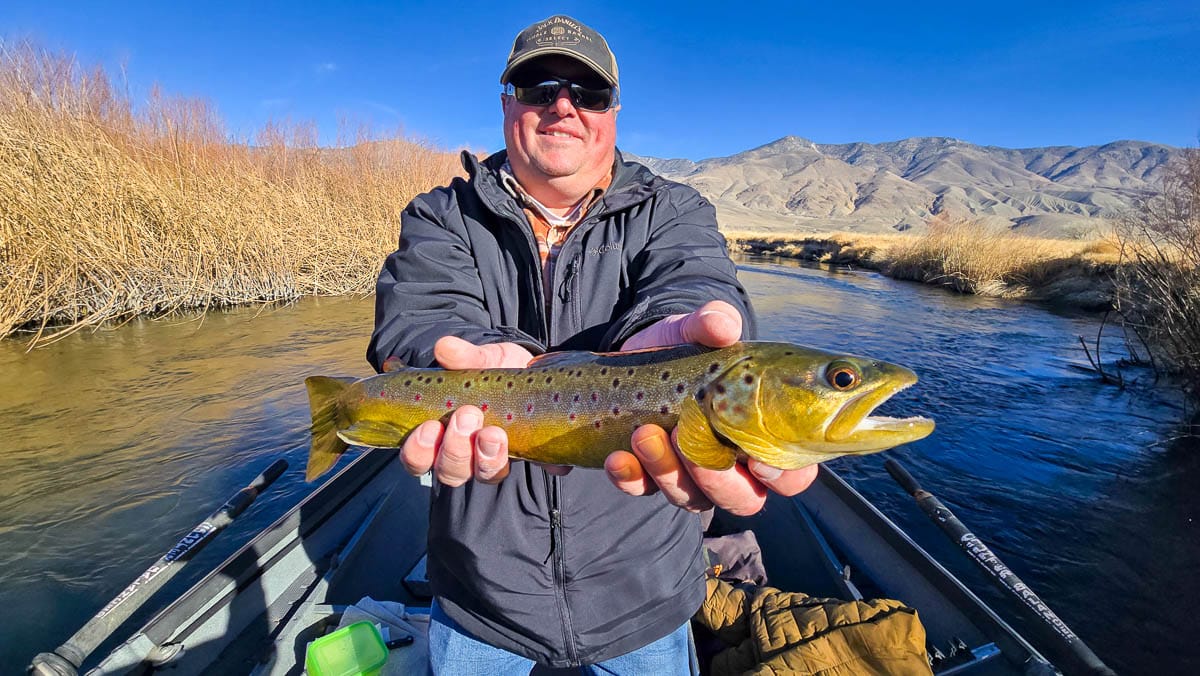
[34,450,1095,675]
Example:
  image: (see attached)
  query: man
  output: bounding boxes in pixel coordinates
[367,15,816,673]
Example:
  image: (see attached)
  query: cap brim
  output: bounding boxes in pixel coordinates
[500,48,617,88]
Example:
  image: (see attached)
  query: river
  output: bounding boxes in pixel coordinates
[1,256,1196,673]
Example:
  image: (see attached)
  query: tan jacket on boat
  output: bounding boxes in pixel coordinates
[695,578,933,676]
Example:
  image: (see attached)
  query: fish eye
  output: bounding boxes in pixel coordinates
[825,363,861,391]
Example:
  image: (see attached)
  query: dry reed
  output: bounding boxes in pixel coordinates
[0,42,462,346]
[726,221,1118,305]
[883,216,1118,297]
[1112,147,1200,384]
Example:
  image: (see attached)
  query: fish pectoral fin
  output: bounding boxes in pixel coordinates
[676,397,738,470]
[338,420,410,449]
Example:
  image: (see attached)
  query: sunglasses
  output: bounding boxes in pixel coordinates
[506,77,617,113]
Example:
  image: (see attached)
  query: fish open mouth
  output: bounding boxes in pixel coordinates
[825,375,934,444]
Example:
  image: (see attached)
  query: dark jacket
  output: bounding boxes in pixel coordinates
[367,149,757,667]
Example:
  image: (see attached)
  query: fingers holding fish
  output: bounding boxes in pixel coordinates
[400,420,443,476]
[625,425,713,513]
[681,454,770,517]
[474,426,511,484]
[436,406,486,487]
[678,300,743,348]
[620,300,743,351]
[746,460,818,498]
[604,450,654,495]
[434,337,535,369]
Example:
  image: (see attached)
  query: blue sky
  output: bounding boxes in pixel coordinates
[2,1,1198,159]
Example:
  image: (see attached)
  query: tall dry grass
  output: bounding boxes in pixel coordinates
[0,42,462,345]
[727,220,1118,304]
[1112,147,1200,385]
[883,215,1119,297]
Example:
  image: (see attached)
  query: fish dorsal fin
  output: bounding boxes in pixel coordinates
[676,397,738,470]
[526,351,599,368]
[337,420,410,449]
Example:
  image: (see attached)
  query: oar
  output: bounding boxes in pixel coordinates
[29,458,289,676]
[884,459,1115,676]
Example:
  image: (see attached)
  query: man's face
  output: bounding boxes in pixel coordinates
[502,55,618,194]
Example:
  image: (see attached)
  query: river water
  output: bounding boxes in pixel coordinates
[1,257,1196,673]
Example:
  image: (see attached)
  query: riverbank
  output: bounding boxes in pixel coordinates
[0,44,462,345]
[725,222,1122,311]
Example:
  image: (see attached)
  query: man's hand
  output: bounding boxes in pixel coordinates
[399,337,532,486]
[604,300,818,516]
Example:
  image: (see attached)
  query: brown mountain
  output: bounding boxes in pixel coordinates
[626,136,1181,237]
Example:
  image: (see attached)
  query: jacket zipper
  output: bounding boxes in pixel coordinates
[543,472,578,664]
[557,253,582,329]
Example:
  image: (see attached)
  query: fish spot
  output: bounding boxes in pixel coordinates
[591,392,599,402]
[594,421,602,429]
[715,384,726,394]
[507,381,514,389]
[744,374,754,384]
[553,393,561,402]
[612,378,620,388]
[660,405,670,415]
[573,394,581,403]
[437,376,444,384]
[558,367,567,373]
[527,376,535,384]
[696,387,707,399]
[464,381,472,389]
[612,406,621,415]
[527,404,534,413]
[545,376,553,384]
[482,376,490,382]
[733,405,745,416]
[569,413,577,421]
[481,403,489,412]
[627,369,635,376]
[676,384,686,394]
[635,391,644,400]
[661,371,670,380]
[446,400,454,408]
[784,351,794,356]
[506,413,513,421]
[380,392,387,398]
[709,363,720,373]
[413,394,421,401]
[717,401,728,412]
[404,379,412,386]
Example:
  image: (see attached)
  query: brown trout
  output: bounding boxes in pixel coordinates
[304,341,934,481]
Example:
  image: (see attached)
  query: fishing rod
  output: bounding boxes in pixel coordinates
[884,459,1115,676]
[29,458,289,676]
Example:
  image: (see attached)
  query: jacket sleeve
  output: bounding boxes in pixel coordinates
[366,187,543,371]
[601,183,758,349]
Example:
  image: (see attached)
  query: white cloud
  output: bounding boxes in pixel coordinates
[315,62,337,75]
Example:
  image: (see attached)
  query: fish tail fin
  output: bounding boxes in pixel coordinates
[305,376,355,481]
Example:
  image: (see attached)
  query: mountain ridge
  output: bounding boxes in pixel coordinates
[625,136,1181,236]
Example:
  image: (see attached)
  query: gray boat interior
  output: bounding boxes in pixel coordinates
[88,449,1054,675]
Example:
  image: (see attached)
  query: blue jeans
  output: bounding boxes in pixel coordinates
[428,599,694,675]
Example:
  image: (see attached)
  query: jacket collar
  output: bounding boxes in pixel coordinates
[462,148,658,220]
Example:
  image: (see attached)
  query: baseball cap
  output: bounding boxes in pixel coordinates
[500,15,619,88]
